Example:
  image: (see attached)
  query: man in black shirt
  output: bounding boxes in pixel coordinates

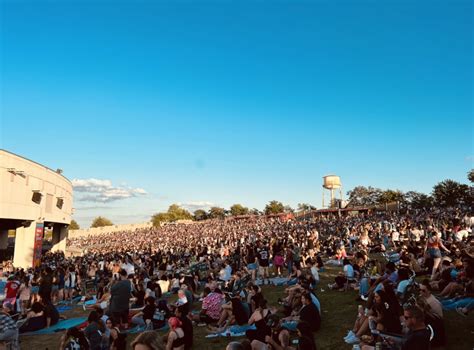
[257,243,270,284]
[299,292,321,332]
[401,305,431,350]
[42,299,59,327]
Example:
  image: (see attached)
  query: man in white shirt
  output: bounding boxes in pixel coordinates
[454,226,470,242]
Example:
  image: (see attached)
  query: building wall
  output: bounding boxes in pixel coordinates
[0,150,73,224]
[69,222,153,238]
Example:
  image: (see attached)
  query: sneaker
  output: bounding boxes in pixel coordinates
[360,295,368,301]
[456,307,468,317]
[345,335,360,344]
[344,331,355,340]
[197,322,207,327]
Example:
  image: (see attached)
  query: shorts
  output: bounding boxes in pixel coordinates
[247,263,257,270]
[31,286,39,294]
[429,248,442,259]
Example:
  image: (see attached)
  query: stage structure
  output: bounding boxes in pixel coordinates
[0,150,73,268]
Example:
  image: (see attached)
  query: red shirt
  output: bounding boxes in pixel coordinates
[5,280,19,299]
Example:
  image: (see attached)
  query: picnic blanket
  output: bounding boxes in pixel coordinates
[205,324,256,338]
[20,317,88,336]
[126,323,170,334]
[56,305,73,313]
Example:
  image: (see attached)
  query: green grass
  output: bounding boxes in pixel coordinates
[20,266,474,349]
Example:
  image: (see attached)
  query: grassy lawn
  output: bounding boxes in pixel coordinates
[20,266,474,349]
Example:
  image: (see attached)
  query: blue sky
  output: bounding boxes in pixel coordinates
[1,0,472,227]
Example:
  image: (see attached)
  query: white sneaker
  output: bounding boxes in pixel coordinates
[344,331,355,340]
[345,335,360,344]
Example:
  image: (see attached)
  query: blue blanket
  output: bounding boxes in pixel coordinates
[57,305,73,313]
[205,324,256,338]
[20,317,87,336]
[126,323,169,334]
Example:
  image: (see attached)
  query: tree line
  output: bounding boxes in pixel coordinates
[72,170,473,229]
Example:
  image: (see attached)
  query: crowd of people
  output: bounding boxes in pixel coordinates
[0,207,472,350]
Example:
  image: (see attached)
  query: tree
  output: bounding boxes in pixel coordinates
[91,216,113,228]
[432,179,469,208]
[69,220,80,230]
[208,206,226,219]
[378,190,405,204]
[297,203,316,212]
[468,169,474,183]
[264,200,285,215]
[250,208,262,215]
[346,186,382,207]
[405,191,433,210]
[230,204,249,216]
[193,209,208,221]
[151,204,193,227]
[166,204,193,221]
[151,213,171,227]
[284,205,294,213]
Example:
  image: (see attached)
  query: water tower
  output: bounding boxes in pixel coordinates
[322,175,343,208]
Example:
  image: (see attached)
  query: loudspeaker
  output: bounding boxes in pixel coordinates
[32,192,42,204]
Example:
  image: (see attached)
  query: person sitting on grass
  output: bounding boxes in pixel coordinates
[59,327,90,350]
[84,310,106,350]
[191,287,222,326]
[164,317,185,350]
[344,305,370,345]
[18,301,46,333]
[0,303,18,348]
[131,296,156,330]
[328,258,355,291]
[295,321,317,350]
[256,314,292,350]
[175,304,193,350]
[209,293,249,333]
[246,299,272,344]
[281,292,320,333]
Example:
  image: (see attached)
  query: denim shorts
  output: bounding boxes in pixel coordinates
[429,248,442,259]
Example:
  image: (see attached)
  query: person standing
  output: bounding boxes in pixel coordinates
[109,269,132,329]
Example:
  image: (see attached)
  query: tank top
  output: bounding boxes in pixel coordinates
[171,330,185,348]
[427,236,440,249]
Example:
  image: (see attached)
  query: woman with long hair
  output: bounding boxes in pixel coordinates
[424,228,449,280]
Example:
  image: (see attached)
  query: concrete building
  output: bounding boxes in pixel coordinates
[0,150,73,268]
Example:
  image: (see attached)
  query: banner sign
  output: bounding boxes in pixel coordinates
[33,223,44,267]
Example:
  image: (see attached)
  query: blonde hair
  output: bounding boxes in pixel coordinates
[131,331,165,350]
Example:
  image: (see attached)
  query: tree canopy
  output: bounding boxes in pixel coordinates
[264,200,285,215]
[193,209,208,221]
[69,220,80,230]
[230,204,249,216]
[208,206,226,220]
[432,179,470,208]
[91,216,113,228]
[151,204,193,227]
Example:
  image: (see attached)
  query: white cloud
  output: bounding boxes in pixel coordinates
[72,178,147,203]
[177,201,215,211]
